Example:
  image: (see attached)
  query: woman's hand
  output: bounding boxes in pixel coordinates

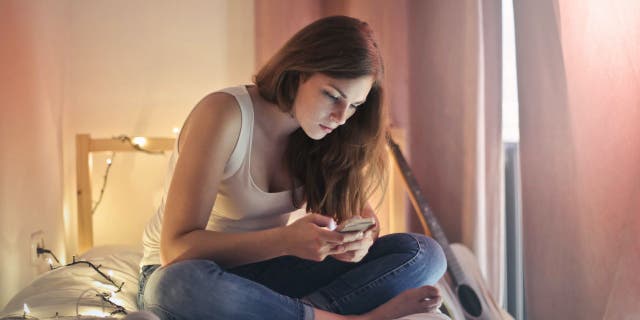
[330,215,376,263]
[282,213,362,261]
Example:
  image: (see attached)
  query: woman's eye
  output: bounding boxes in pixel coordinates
[323,90,340,101]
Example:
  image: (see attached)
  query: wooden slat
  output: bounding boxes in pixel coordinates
[90,137,175,152]
[388,128,410,234]
[374,128,408,236]
[76,134,175,254]
[76,134,93,253]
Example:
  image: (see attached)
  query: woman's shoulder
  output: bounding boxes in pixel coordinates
[192,91,242,125]
[178,91,242,153]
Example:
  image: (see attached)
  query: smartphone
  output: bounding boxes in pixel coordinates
[337,217,376,233]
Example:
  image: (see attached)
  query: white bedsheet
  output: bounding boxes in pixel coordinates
[1,245,141,319]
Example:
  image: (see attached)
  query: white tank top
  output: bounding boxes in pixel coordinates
[140,85,304,266]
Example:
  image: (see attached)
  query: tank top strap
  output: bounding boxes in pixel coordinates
[218,85,254,180]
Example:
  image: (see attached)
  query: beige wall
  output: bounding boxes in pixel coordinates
[0,0,70,309]
[1,0,254,309]
[63,0,255,254]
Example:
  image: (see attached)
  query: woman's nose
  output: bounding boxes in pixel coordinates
[330,103,349,125]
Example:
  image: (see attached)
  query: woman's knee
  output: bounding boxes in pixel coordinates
[377,233,447,284]
[408,233,447,284]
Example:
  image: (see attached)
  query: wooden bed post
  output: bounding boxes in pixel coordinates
[76,134,94,253]
[370,127,408,236]
[387,128,408,233]
[75,134,176,253]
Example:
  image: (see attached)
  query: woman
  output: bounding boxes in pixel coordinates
[138,15,447,320]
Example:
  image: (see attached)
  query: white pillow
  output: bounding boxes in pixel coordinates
[0,245,142,319]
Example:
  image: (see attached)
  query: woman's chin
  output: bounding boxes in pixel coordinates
[302,128,328,140]
[309,133,327,140]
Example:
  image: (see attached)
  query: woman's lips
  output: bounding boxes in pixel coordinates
[319,124,334,133]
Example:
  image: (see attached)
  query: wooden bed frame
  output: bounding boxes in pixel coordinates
[75,129,407,254]
[75,134,175,253]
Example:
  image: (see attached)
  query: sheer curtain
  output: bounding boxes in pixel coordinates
[255,0,507,305]
[514,0,640,318]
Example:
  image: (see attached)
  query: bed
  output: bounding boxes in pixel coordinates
[1,132,449,320]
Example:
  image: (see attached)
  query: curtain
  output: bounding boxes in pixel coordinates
[514,0,640,318]
[255,0,506,306]
[406,0,504,303]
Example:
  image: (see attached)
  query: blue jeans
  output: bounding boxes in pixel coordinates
[137,233,446,320]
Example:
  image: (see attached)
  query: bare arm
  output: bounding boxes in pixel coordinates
[160,93,287,268]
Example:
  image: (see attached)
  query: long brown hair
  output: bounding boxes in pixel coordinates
[254,15,388,223]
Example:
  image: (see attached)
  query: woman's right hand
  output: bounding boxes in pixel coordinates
[281,213,361,261]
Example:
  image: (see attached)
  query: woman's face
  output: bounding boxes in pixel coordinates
[292,73,374,140]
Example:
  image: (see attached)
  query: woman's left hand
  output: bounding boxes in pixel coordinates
[330,227,376,263]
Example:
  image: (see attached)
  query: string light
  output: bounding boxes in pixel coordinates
[91,135,168,215]
[91,151,115,215]
[56,256,126,293]
[10,248,129,319]
[23,303,30,318]
[113,135,165,155]
[37,247,60,269]
[95,292,127,316]
[131,137,147,147]
[172,127,180,135]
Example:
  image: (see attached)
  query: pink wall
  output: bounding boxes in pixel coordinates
[0,0,69,309]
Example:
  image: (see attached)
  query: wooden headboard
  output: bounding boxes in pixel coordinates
[75,134,175,253]
[75,128,407,254]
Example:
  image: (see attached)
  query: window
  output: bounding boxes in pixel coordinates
[502,0,524,319]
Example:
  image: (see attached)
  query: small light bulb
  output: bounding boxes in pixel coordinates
[132,137,147,147]
[81,309,110,317]
[108,270,113,278]
[48,258,53,266]
[23,303,31,315]
[106,158,112,165]
[172,127,180,134]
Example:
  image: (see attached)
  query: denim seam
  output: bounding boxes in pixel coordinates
[138,265,160,310]
[300,298,319,320]
[298,299,304,320]
[324,233,424,312]
[146,303,180,320]
[298,299,309,320]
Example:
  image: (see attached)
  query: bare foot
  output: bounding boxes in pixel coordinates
[361,285,443,320]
